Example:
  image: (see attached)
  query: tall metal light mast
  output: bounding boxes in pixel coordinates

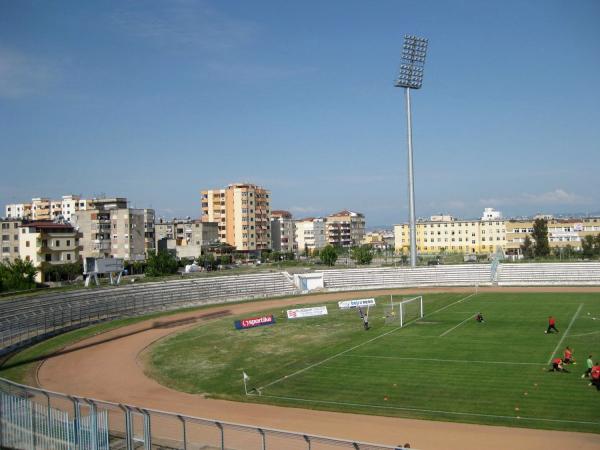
[394,35,428,267]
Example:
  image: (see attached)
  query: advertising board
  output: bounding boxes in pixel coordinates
[234,315,276,330]
[286,306,328,319]
[338,298,376,309]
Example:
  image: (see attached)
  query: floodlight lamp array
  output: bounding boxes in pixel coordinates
[395,34,428,89]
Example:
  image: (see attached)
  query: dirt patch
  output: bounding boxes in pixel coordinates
[36,287,600,450]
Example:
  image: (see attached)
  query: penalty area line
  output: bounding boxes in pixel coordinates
[547,303,583,365]
[258,394,599,427]
[439,313,475,337]
[257,292,477,392]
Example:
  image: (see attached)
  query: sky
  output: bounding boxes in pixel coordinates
[1,0,599,227]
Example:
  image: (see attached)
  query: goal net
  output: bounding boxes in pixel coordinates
[384,296,423,327]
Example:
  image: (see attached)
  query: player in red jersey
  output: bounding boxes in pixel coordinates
[590,364,600,390]
[545,316,559,334]
[549,357,569,372]
[563,346,574,364]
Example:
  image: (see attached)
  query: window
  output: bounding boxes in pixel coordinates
[26,241,30,247]
[67,254,71,261]
[66,240,71,246]
[55,240,60,247]
[1,235,8,241]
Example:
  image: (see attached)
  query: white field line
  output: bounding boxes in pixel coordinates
[571,330,600,338]
[547,303,583,365]
[257,293,476,392]
[439,313,475,337]
[343,355,542,366]
[258,394,599,426]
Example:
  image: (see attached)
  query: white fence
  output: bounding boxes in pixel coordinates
[0,378,398,450]
[0,391,109,450]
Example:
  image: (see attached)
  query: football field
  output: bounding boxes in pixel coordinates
[148,291,600,433]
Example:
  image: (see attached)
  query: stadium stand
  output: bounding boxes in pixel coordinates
[496,262,600,286]
[322,264,492,291]
[2,262,600,355]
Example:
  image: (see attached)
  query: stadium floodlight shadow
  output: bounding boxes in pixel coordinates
[0,309,232,371]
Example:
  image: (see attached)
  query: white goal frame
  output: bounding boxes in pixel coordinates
[385,295,423,327]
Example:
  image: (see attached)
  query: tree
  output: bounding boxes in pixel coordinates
[582,235,595,259]
[531,218,550,258]
[145,250,179,277]
[0,258,37,291]
[351,245,373,265]
[521,236,535,259]
[198,253,217,271]
[319,245,338,266]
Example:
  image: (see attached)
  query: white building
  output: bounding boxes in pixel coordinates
[482,208,502,221]
[5,203,32,219]
[295,218,326,255]
[18,221,79,282]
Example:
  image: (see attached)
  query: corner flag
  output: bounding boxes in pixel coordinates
[242,371,250,395]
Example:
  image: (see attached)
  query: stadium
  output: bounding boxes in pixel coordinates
[1,263,600,450]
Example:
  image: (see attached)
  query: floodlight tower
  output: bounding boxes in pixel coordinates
[395,35,428,267]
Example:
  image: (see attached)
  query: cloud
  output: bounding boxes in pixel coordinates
[110,1,258,53]
[0,47,58,98]
[479,189,591,206]
[110,1,314,82]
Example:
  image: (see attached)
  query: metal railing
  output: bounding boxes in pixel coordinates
[0,378,399,450]
[0,272,299,355]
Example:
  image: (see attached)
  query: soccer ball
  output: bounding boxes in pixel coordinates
[544,330,547,334]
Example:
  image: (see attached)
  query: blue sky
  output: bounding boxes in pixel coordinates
[1,0,599,226]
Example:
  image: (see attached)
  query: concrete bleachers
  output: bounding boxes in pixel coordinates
[496,262,600,286]
[3,262,600,354]
[323,264,492,291]
[0,271,298,352]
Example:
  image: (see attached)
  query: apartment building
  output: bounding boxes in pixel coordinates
[270,210,296,253]
[72,198,149,261]
[110,208,146,261]
[1,219,22,262]
[31,198,51,220]
[5,203,32,219]
[72,209,112,259]
[394,207,600,257]
[60,195,86,222]
[144,209,155,255]
[155,218,219,259]
[504,216,600,257]
[394,211,506,255]
[295,218,326,255]
[201,183,271,253]
[326,210,366,248]
[6,194,91,222]
[19,221,79,282]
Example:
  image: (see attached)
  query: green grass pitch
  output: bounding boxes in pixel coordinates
[146,292,600,433]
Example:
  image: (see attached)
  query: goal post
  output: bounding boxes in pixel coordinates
[384,296,423,327]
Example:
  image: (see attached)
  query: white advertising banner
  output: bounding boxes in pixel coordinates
[338,298,376,309]
[287,306,328,319]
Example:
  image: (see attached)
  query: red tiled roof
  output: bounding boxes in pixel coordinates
[20,221,74,230]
